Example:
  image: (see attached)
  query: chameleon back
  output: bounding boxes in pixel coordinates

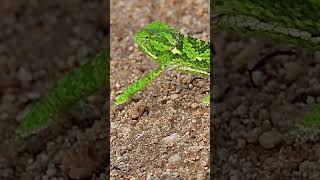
[136,21,210,76]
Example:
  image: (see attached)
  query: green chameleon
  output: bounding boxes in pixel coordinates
[115,21,210,106]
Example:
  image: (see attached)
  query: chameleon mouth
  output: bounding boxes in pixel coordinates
[137,39,158,60]
[144,48,158,60]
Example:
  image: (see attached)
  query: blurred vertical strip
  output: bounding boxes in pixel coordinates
[104,0,111,177]
[210,0,221,179]
[210,1,320,179]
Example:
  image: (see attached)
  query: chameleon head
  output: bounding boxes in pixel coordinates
[135,21,179,62]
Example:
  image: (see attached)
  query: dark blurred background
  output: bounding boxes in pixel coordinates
[213,27,320,180]
[0,0,108,179]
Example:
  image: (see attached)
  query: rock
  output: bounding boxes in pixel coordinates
[245,128,261,144]
[170,94,179,100]
[69,103,99,127]
[61,148,93,179]
[190,103,198,109]
[251,70,265,86]
[16,107,31,122]
[162,133,180,144]
[313,144,320,161]
[229,170,240,180]
[26,92,41,100]
[259,130,283,149]
[284,62,302,82]
[237,138,246,149]
[261,120,272,130]
[168,154,181,163]
[188,145,200,152]
[61,141,105,179]
[42,175,49,180]
[234,104,248,117]
[39,153,49,164]
[314,51,320,61]
[46,164,57,177]
[17,67,32,82]
[306,96,315,104]
[115,82,121,89]
[129,103,145,119]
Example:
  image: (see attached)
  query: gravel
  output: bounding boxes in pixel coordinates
[168,154,182,164]
[259,130,283,149]
[128,102,146,120]
[110,0,209,178]
[162,133,180,144]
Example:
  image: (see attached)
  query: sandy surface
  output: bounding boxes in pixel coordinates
[110,0,210,179]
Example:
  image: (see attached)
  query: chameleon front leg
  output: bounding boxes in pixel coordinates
[202,95,210,105]
[115,65,167,106]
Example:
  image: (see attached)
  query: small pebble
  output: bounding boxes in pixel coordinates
[17,67,32,82]
[27,92,41,100]
[115,82,121,89]
[27,158,34,164]
[314,51,320,61]
[162,133,180,144]
[237,138,246,149]
[251,70,265,86]
[191,103,198,109]
[306,96,315,104]
[129,103,145,119]
[42,175,49,180]
[46,166,56,177]
[168,154,181,164]
[235,104,248,116]
[313,144,320,161]
[230,174,239,180]
[259,130,283,149]
[170,94,179,100]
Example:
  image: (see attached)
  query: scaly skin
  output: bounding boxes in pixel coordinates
[212,0,320,51]
[115,21,210,106]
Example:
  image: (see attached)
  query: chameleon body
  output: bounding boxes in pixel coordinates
[115,21,210,106]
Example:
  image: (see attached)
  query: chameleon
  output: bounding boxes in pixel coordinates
[115,21,210,106]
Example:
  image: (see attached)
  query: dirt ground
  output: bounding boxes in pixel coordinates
[110,0,210,179]
[213,31,320,179]
[0,1,108,179]
[3,1,318,179]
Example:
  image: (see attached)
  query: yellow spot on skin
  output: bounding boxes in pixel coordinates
[146,50,158,59]
[196,57,203,61]
[177,66,209,76]
[171,47,181,54]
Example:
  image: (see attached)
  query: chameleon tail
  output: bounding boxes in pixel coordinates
[115,65,167,106]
